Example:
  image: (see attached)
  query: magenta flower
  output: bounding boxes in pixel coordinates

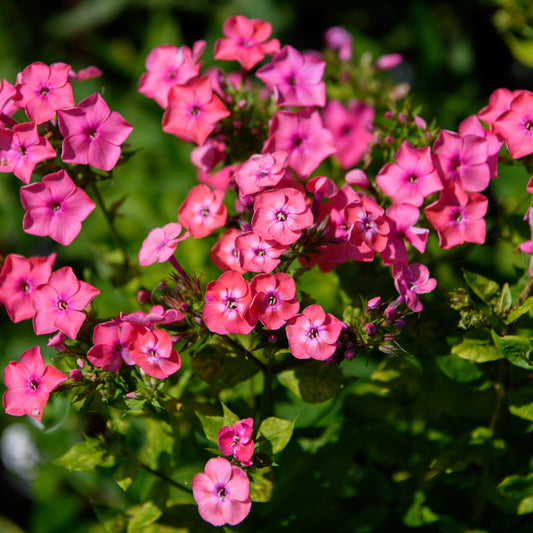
[20,169,96,246]
[0,121,57,183]
[323,27,352,62]
[15,62,74,124]
[256,45,326,107]
[392,263,437,312]
[203,271,257,335]
[87,321,138,372]
[32,266,100,339]
[217,418,255,465]
[0,253,55,323]
[263,108,336,179]
[192,457,251,527]
[375,140,442,206]
[286,304,343,360]
[424,184,488,249]
[375,53,403,70]
[58,93,133,171]
[162,76,230,146]
[3,346,67,421]
[138,222,189,266]
[214,15,280,71]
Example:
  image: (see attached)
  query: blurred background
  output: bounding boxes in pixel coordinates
[1,0,533,531]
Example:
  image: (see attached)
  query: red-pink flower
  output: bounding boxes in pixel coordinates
[32,266,100,339]
[0,253,55,323]
[178,184,227,238]
[345,195,390,253]
[249,272,300,330]
[139,42,205,108]
[192,457,251,527]
[0,121,57,183]
[203,271,256,335]
[20,169,96,246]
[138,222,189,266]
[210,228,246,273]
[392,263,437,312]
[424,184,488,249]
[236,231,287,273]
[322,99,375,169]
[214,15,280,71]
[3,346,67,421]
[58,93,133,171]
[256,45,326,107]
[286,304,343,360]
[162,76,230,146]
[217,418,255,465]
[234,151,288,197]
[129,328,181,379]
[15,62,74,124]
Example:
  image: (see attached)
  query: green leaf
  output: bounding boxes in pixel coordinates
[518,496,533,515]
[249,468,274,503]
[451,332,502,363]
[403,490,439,527]
[145,418,174,470]
[257,416,295,455]
[277,360,344,403]
[463,270,500,305]
[126,501,162,532]
[196,412,224,444]
[498,473,533,500]
[497,283,512,315]
[221,402,240,427]
[435,354,484,383]
[491,330,532,369]
[113,457,140,492]
[508,389,533,421]
[53,436,116,472]
[506,296,533,324]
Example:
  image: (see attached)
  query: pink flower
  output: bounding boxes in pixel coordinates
[202,271,257,335]
[0,253,55,323]
[375,53,403,70]
[162,76,230,146]
[256,45,326,107]
[263,108,336,179]
[519,207,533,276]
[424,183,488,249]
[0,121,57,183]
[477,87,522,128]
[249,272,300,330]
[68,66,103,82]
[178,184,227,238]
[392,263,437,312]
[32,266,100,339]
[138,222,189,266]
[120,304,184,330]
[286,304,343,360]
[15,62,74,124]
[139,42,204,108]
[192,457,251,527]
[375,140,442,206]
[214,15,280,71]
[3,346,67,421]
[210,228,246,273]
[20,169,96,246]
[235,231,287,273]
[323,27,352,62]
[217,418,255,465]
[58,93,133,171]
[234,151,288,197]
[345,195,390,253]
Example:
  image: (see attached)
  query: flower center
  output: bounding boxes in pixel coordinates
[408,174,419,184]
[268,294,278,306]
[454,211,463,223]
[57,299,68,310]
[86,127,98,140]
[217,486,227,501]
[341,125,352,136]
[256,169,270,179]
[18,145,27,156]
[39,85,50,97]
[524,119,533,131]
[29,379,39,391]
[308,327,319,339]
[51,201,61,211]
[19,281,30,292]
[276,211,287,222]
[256,248,266,256]
[200,207,210,217]
[149,348,159,359]
[451,157,461,171]
[226,298,237,310]
[292,135,303,148]
[189,105,201,116]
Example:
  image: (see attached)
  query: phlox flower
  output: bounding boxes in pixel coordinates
[58,93,133,171]
[32,266,100,339]
[235,231,287,273]
[0,121,57,183]
[286,304,343,360]
[375,53,403,70]
[345,195,390,253]
[251,187,313,246]
[129,327,181,379]
[15,62,74,124]
[256,45,326,107]
[20,169,96,246]
[68,66,103,82]
[392,263,437,313]
[139,42,205,108]
[202,271,257,335]
[322,99,375,169]
[138,222,189,266]
[178,184,227,238]
[234,151,288,197]
[323,27,352,62]
[424,183,488,249]
[263,108,336,179]
[120,304,184,330]
[477,87,522,129]
[214,15,280,71]
[519,207,533,276]
[3,346,67,421]
[375,140,442,206]
[0,79,17,126]
[249,272,299,330]
[162,76,230,146]
[192,457,251,527]
[217,418,255,465]
[190,138,227,173]
[210,228,246,274]
[0,253,55,323]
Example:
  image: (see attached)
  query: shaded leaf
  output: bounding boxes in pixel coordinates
[498,473,533,501]
[508,389,533,421]
[505,296,533,324]
[491,330,532,369]
[249,468,274,503]
[463,270,500,305]
[258,416,295,455]
[53,436,116,472]
[196,412,224,445]
[113,457,140,492]
[451,332,502,363]
[126,501,162,532]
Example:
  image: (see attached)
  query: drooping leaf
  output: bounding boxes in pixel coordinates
[463,270,501,305]
[505,296,533,324]
[498,473,533,501]
[113,457,140,492]
[53,436,116,472]
[491,330,532,369]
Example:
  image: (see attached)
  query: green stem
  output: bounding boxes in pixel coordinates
[139,461,193,495]
[254,366,274,437]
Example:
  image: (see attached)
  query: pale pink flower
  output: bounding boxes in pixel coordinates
[323,27,352,62]
[58,93,133,171]
[192,457,251,527]
[392,263,437,312]
[217,418,255,465]
[3,346,67,421]
[32,266,100,339]
[214,15,280,71]
[138,222,189,266]
[20,169,96,246]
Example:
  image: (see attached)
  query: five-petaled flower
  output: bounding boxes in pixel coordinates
[217,418,255,465]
